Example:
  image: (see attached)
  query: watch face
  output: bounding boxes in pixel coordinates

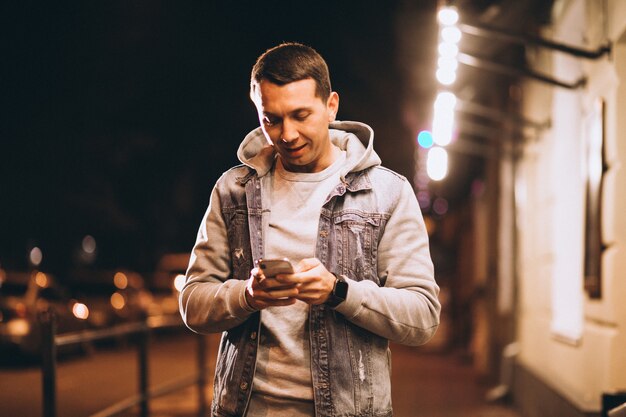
[325,275,348,308]
[334,279,348,300]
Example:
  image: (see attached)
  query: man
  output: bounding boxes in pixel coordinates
[180,42,440,417]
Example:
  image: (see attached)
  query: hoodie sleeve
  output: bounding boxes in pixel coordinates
[334,179,441,346]
[179,185,256,334]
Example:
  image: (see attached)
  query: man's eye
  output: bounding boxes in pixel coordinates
[294,113,310,121]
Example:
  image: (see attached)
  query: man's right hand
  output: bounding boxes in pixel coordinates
[244,267,300,310]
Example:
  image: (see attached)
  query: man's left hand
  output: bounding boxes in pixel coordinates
[275,258,336,305]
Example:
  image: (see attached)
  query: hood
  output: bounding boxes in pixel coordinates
[236,120,381,177]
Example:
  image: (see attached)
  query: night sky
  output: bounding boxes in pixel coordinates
[1,1,439,277]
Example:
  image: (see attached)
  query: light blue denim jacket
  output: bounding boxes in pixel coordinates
[180,121,440,417]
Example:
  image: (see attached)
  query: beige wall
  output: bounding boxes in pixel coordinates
[513,0,626,412]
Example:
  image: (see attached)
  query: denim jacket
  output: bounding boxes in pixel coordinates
[180,121,440,417]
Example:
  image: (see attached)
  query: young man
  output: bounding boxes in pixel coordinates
[180,42,440,417]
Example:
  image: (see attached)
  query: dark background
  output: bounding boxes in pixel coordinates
[1,1,439,277]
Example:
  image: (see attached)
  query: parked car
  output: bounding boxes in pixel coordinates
[67,269,151,330]
[0,270,90,358]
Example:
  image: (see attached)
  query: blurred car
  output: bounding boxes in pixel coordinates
[67,269,151,330]
[0,269,90,357]
[145,253,189,328]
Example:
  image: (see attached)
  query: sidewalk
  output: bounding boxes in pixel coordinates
[141,337,521,417]
[390,344,521,417]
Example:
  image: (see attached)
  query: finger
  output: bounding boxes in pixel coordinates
[274,273,303,285]
[295,258,321,273]
[266,287,300,299]
[257,277,297,291]
[252,285,299,300]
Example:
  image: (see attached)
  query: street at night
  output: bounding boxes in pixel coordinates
[3,0,626,415]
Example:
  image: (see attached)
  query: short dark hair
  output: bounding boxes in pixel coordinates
[250,42,332,102]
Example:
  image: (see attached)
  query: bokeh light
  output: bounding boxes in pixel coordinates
[417,130,434,148]
[441,26,462,44]
[174,274,186,292]
[427,147,448,181]
[72,302,89,320]
[437,6,459,26]
[438,56,458,72]
[438,42,459,58]
[114,272,128,289]
[82,235,97,254]
[35,271,48,288]
[29,247,43,267]
[436,68,457,85]
[110,292,126,310]
[435,91,457,109]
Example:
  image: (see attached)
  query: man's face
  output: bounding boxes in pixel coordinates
[253,78,339,173]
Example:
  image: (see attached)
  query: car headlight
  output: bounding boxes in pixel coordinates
[72,302,89,320]
[5,318,30,336]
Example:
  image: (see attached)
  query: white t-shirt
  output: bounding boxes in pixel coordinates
[246,149,346,417]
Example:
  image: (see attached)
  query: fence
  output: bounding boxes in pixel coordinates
[39,309,208,417]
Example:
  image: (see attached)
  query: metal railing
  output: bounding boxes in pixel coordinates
[39,310,208,417]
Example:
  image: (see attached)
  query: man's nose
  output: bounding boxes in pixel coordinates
[280,119,298,142]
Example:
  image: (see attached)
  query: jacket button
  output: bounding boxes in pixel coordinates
[240,382,249,391]
[250,331,257,340]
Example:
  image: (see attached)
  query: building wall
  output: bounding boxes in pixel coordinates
[513,0,626,414]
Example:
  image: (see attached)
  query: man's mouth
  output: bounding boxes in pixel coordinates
[283,143,306,155]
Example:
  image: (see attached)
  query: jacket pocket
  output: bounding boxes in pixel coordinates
[332,211,381,283]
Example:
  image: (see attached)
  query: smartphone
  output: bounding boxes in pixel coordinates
[256,258,294,277]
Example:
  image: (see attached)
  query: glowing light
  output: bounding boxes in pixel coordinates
[438,42,459,58]
[29,247,43,267]
[434,91,457,109]
[427,147,448,181]
[438,56,458,72]
[432,92,457,146]
[441,26,462,44]
[432,112,455,146]
[72,302,89,320]
[438,7,459,26]
[114,272,128,289]
[35,272,48,288]
[417,130,434,148]
[82,235,96,254]
[7,318,30,336]
[436,68,456,85]
[110,292,126,310]
[174,274,186,292]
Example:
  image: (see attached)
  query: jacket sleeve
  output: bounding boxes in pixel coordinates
[179,185,256,334]
[334,179,441,346]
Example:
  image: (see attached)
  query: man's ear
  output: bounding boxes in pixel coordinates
[327,92,339,122]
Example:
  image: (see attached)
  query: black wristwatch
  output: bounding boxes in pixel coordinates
[325,274,348,308]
